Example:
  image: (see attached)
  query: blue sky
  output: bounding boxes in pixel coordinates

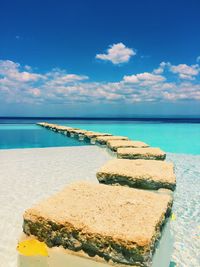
[0,0,200,117]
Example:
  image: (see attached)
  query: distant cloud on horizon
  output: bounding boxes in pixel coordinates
[0,58,200,105]
[96,43,136,64]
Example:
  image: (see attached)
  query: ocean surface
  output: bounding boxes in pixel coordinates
[0,118,200,154]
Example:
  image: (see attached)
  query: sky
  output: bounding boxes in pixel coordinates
[0,0,200,117]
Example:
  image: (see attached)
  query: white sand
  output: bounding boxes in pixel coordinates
[0,146,111,267]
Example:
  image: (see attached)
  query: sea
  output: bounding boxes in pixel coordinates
[0,117,199,154]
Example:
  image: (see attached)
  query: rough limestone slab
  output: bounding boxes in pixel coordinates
[56,126,75,132]
[55,128,83,137]
[95,136,129,145]
[18,223,173,267]
[97,159,176,190]
[23,182,172,267]
[117,147,166,160]
[41,123,57,129]
[63,128,83,134]
[83,132,112,139]
[48,124,60,129]
[67,129,88,135]
[107,140,149,152]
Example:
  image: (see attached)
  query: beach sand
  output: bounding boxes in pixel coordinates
[0,147,199,267]
[0,146,111,267]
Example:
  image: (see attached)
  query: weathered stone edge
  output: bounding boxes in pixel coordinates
[23,199,172,267]
[117,153,166,161]
[96,172,176,191]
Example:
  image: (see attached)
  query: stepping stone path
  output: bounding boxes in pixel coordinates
[107,139,149,151]
[20,122,176,267]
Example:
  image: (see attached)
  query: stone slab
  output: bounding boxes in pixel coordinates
[97,159,176,190]
[83,132,112,139]
[95,136,129,145]
[107,140,149,152]
[117,147,166,160]
[23,181,172,266]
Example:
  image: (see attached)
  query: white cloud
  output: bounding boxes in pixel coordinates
[123,72,165,84]
[28,88,41,97]
[153,67,163,75]
[123,74,139,83]
[0,60,43,82]
[96,43,136,64]
[169,64,199,79]
[0,59,200,105]
[153,62,170,74]
[152,61,200,80]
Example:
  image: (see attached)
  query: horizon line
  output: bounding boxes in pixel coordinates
[0,116,200,120]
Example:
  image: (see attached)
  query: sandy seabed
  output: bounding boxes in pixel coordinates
[0,146,199,267]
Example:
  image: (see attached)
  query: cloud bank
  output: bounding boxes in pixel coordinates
[0,59,200,105]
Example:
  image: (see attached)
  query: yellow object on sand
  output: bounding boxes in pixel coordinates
[171,213,176,221]
[17,239,48,256]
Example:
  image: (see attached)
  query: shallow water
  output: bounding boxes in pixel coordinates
[167,153,200,267]
[65,122,200,155]
[0,121,200,154]
[0,124,87,149]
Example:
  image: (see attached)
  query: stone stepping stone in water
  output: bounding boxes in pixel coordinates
[117,147,166,160]
[21,182,172,267]
[55,126,76,133]
[95,135,129,145]
[50,125,62,131]
[63,128,83,136]
[66,129,89,138]
[107,140,149,152]
[83,132,112,142]
[37,122,47,126]
[97,159,176,190]
[43,123,57,129]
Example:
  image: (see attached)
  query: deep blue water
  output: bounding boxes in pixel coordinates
[0,118,200,154]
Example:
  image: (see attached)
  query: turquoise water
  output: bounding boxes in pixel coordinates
[64,122,200,155]
[0,122,200,154]
[0,124,87,149]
